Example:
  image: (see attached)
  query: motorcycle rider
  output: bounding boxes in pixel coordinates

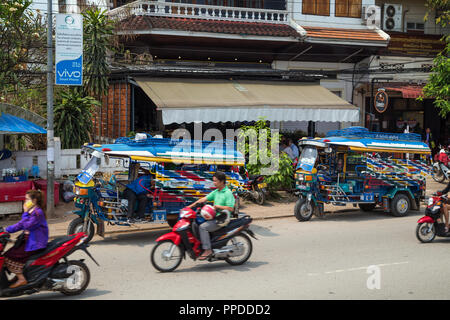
[187,171,235,260]
[4,190,48,288]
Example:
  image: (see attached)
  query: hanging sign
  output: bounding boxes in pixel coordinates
[55,14,83,86]
[374,88,388,113]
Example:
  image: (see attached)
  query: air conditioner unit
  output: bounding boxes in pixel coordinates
[383,4,402,32]
[362,5,381,29]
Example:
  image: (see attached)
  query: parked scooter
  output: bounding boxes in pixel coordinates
[0,228,99,298]
[150,206,257,272]
[416,193,450,243]
[240,174,267,205]
[432,146,450,184]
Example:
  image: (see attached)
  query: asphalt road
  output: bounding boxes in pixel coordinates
[6,207,450,300]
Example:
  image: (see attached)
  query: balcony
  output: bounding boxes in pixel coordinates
[108,0,289,24]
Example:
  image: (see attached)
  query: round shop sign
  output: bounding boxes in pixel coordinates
[374,89,388,113]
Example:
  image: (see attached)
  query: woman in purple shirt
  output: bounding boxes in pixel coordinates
[4,190,49,288]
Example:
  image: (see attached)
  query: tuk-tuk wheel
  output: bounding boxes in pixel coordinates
[67,217,95,243]
[294,198,314,222]
[390,193,410,217]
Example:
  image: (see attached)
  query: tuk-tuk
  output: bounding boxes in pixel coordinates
[293,127,432,221]
[68,134,246,242]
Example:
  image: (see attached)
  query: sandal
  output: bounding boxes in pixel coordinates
[198,251,212,260]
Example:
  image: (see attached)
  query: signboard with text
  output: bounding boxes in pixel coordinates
[55,14,83,86]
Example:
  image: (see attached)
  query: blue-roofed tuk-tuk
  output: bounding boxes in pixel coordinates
[293,127,432,221]
[68,134,246,242]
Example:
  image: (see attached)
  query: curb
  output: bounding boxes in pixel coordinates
[48,214,295,240]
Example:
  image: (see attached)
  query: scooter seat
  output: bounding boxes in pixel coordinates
[210,216,252,239]
[27,235,75,262]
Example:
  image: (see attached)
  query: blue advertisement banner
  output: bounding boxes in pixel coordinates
[55,14,83,86]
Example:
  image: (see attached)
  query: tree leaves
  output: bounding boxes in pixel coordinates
[54,88,99,149]
[419,1,450,117]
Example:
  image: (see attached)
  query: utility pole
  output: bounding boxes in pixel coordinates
[47,0,55,218]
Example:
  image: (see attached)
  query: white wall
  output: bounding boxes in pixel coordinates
[0,138,126,179]
[289,0,376,29]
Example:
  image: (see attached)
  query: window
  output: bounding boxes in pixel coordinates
[302,0,330,16]
[407,22,425,32]
[335,0,361,18]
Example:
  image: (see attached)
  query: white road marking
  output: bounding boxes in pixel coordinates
[308,261,409,276]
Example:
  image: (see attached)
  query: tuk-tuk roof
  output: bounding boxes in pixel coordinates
[298,127,431,155]
[82,134,245,165]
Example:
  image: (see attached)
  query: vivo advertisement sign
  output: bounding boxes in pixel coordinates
[55,14,83,86]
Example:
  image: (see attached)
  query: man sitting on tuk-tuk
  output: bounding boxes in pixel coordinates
[124,163,153,223]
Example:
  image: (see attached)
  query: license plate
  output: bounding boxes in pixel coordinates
[258,183,267,188]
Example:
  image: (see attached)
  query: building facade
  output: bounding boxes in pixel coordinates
[95,0,447,142]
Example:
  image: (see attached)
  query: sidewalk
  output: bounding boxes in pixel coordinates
[0,178,445,240]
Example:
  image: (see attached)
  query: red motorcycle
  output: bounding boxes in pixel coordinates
[416,193,450,243]
[150,207,257,272]
[0,227,99,298]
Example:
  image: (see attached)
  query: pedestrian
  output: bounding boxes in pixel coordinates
[281,139,294,160]
[3,190,49,288]
[422,128,435,162]
[288,138,299,160]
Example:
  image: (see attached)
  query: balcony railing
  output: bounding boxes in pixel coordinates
[108,0,289,24]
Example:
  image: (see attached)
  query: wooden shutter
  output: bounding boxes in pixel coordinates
[335,0,361,17]
[316,0,329,15]
[348,0,361,18]
[335,0,348,17]
[302,0,316,15]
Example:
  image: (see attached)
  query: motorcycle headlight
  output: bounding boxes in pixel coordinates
[427,198,434,206]
[297,175,304,181]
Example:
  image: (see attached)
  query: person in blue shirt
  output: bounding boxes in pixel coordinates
[124,164,153,222]
[288,138,299,160]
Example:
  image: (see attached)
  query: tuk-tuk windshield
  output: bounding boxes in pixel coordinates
[77,152,101,184]
[298,146,318,172]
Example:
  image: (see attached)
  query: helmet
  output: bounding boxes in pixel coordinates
[200,204,216,220]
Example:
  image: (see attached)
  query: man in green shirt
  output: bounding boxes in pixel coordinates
[188,171,235,260]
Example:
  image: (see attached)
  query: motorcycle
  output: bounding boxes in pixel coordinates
[0,227,99,298]
[416,193,450,243]
[240,175,267,205]
[150,207,257,272]
[432,147,450,184]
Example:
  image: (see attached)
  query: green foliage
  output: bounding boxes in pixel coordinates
[82,8,115,99]
[424,0,450,28]
[264,153,294,192]
[54,89,100,149]
[0,0,46,92]
[419,0,450,117]
[238,118,294,191]
[419,42,450,117]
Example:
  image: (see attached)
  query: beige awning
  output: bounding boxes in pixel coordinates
[135,77,359,124]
